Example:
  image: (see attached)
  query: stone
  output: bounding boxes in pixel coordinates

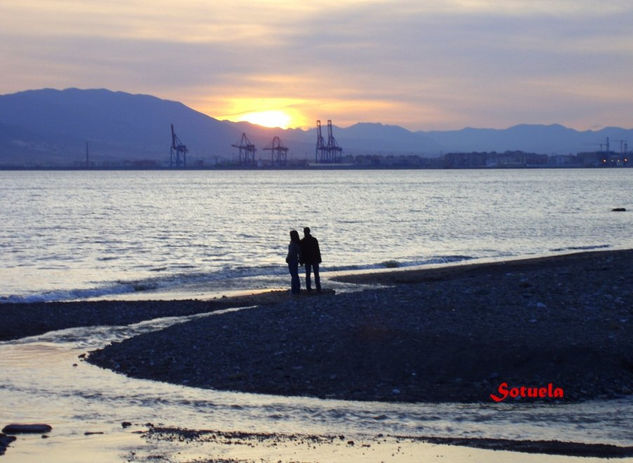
[2,424,52,434]
[0,433,17,456]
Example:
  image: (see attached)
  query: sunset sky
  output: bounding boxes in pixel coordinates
[1,0,632,130]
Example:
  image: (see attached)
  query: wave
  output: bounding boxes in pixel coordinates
[318,255,475,272]
[0,284,138,304]
[549,244,610,252]
[0,256,477,304]
[0,265,286,304]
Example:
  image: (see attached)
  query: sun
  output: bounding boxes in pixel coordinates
[239,110,292,129]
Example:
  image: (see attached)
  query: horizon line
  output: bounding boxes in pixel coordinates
[2,87,633,134]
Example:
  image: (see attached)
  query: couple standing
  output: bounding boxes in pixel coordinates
[286,227,322,295]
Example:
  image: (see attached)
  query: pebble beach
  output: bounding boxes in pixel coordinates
[3,249,633,460]
[84,249,633,404]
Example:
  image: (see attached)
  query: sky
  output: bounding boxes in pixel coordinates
[1,0,632,131]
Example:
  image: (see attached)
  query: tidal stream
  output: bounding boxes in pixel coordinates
[2,308,632,462]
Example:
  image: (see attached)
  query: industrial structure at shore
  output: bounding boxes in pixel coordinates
[228,119,346,167]
[158,126,629,170]
[3,123,631,170]
[166,120,345,168]
[3,88,633,170]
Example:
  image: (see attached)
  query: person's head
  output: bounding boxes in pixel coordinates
[290,230,300,243]
[303,227,311,236]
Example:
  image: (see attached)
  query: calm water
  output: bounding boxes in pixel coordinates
[2,169,633,462]
[1,169,632,302]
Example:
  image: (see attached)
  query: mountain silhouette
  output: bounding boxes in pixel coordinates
[0,88,630,166]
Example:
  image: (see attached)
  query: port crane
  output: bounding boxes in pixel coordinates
[263,136,289,165]
[232,133,257,165]
[170,124,188,168]
[315,120,342,163]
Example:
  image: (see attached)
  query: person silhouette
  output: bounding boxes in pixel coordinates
[285,230,301,295]
[300,227,322,292]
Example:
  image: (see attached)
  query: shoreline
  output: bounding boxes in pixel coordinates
[84,248,633,403]
[0,290,294,342]
[4,248,633,459]
[1,248,626,342]
[143,426,633,459]
[330,247,632,285]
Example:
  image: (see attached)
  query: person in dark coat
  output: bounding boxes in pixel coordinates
[300,227,321,292]
[286,230,301,294]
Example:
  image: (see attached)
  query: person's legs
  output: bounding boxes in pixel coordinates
[289,264,300,294]
[313,263,321,291]
[305,263,312,291]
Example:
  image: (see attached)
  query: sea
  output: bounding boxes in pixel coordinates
[1,168,632,303]
[2,168,633,462]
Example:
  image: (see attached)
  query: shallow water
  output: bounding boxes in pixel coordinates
[2,309,633,462]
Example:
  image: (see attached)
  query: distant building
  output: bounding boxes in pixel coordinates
[578,151,604,167]
[443,151,547,168]
[577,151,630,167]
[548,155,580,167]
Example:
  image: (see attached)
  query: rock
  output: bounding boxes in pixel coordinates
[121,422,132,428]
[0,433,17,456]
[2,424,52,434]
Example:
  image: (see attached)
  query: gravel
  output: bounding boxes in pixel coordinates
[87,249,633,403]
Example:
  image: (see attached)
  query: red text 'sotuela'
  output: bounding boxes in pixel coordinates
[490,382,564,402]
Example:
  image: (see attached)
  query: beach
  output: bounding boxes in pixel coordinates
[3,249,633,460]
[85,249,633,403]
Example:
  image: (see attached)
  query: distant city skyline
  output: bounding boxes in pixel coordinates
[1,1,632,131]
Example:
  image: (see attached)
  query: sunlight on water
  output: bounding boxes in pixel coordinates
[1,310,632,462]
[1,169,632,302]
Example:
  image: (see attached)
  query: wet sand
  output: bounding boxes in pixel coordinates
[142,425,633,459]
[4,249,633,458]
[0,290,292,342]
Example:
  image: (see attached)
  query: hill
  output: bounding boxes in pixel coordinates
[0,88,631,166]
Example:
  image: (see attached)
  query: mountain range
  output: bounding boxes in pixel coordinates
[0,88,631,166]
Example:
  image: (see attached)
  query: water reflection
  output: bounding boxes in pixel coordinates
[1,310,632,462]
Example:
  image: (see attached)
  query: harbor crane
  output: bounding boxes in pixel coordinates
[326,119,343,162]
[263,136,289,166]
[315,120,342,163]
[315,120,326,163]
[232,133,257,165]
[170,124,188,168]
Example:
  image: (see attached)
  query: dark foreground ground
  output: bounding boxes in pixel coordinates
[142,426,633,459]
[0,291,292,342]
[82,249,633,403]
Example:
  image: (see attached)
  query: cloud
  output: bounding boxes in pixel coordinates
[1,0,632,130]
